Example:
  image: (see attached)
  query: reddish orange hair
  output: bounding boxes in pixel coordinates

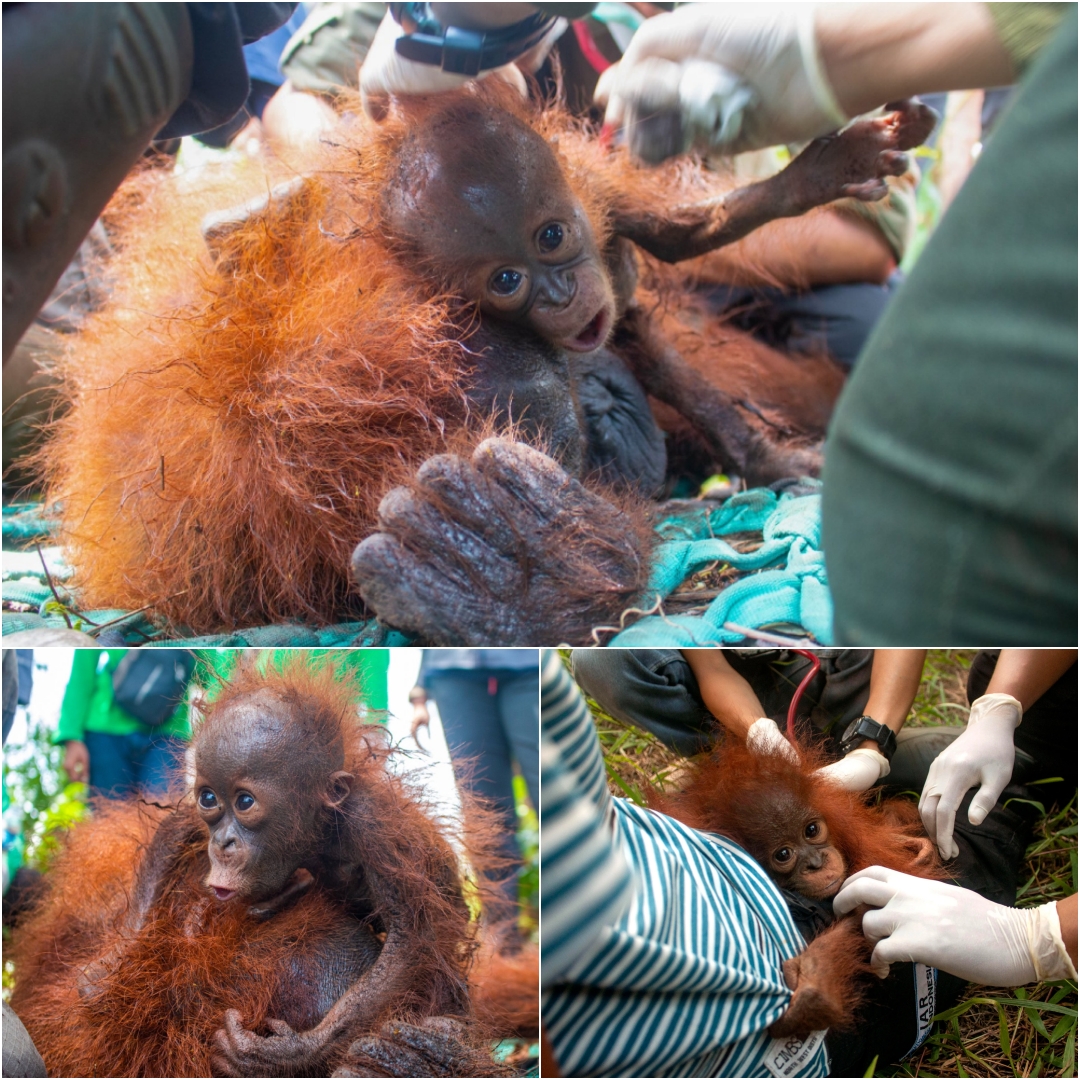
[8,655,533,1076]
[40,84,840,632]
[654,736,945,882]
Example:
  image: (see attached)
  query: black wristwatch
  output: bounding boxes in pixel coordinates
[390,3,562,76]
[840,715,897,760]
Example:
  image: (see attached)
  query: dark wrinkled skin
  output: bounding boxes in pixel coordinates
[356,99,938,644]
[352,438,650,646]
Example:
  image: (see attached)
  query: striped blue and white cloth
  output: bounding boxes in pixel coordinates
[540,650,829,1078]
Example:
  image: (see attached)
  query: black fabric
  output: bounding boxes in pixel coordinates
[158,3,296,138]
[701,274,903,370]
[822,789,1033,1076]
[967,650,1078,804]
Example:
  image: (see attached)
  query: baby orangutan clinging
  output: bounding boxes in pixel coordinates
[8,656,532,1078]
[656,736,942,1038]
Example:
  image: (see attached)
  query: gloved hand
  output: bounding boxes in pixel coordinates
[834,866,1078,984]
[816,747,889,792]
[919,693,1021,860]
[746,717,799,764]
[594,3,849,160]
[360,10,565,120]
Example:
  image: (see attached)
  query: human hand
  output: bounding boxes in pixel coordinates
[410,700,431,749]
[63,739,90,784]
[594,4,848,160]
[815,747,889,792]
[834,866,1076,985]
[360,10,531,120]
[919,693,1021,860]
[745,717,799,764]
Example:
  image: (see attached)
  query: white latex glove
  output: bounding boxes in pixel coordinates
[815,747,889,792]
[919,693,1021,860]
[834,866,1078,984]
[360,10,531,120]
[745,717,799,764]
[594,3,848,159]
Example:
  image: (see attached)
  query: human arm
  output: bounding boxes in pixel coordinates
[679,649,796,761]
[409,685,431,747]
[816,649,925,791]
[596,3,1016,159]
[834,866,1078,984]
[56,649,101,782]
[920,649,1076,858]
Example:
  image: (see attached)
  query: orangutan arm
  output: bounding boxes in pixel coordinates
[615,99,935,264]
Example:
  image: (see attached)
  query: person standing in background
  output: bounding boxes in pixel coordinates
[56,650,196,799]
[411,650,538,931]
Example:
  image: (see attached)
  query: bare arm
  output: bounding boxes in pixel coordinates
[816,3,1015,119]
[984,649,1076,711]
[858,650,926,745]
[1058,893,1078,966]
[680,649,765,740]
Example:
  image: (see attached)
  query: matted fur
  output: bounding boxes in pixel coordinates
[655,737,947,882]
[40,84,840,632]
[8,655,535,1077]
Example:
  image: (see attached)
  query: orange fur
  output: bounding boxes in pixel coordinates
[40,85,840,632]
[8,656,535,1077]
[655,737,946,883]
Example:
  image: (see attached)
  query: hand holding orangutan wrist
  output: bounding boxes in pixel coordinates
[834,867,1078,985]
[595,3,849,158]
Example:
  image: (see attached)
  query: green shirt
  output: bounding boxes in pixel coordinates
[55,649,192,742]
[193,649,390,715]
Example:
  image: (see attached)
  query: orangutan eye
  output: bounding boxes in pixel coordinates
[235,792,255,812]
[198,789,218,810]
[489,268,524,296]
[774,847,792,864]
[805,822,820,839]
[537,222,564,253]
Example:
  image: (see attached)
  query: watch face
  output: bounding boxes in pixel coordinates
[842,717,862,744]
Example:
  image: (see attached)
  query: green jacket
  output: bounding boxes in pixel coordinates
[55,649,192,742]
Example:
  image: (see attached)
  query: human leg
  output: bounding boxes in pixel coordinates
[495,671,539,810]
[83,731,139,799]
[569,648,714,756]
[427,673,520,917]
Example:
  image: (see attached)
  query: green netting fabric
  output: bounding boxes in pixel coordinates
[3,487,834,646]
[1,503,53,545]
[609,484,834,645]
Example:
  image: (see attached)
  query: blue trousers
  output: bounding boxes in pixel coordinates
[84,729,184,799]
[427,670,538,918]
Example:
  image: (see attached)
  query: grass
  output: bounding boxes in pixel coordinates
[572,649,1078,1078]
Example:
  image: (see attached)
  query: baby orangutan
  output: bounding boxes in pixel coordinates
[8,657,531,1078]
[656,736,941,1038]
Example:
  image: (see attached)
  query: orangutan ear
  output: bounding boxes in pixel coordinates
[324,771,354,809]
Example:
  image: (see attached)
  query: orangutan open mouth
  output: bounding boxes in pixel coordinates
[212,887,236,901]
[565,308,611,352]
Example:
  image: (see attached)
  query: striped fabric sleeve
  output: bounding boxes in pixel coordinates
[540,650,634,988]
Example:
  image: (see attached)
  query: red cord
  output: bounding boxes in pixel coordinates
[572,19,613,74]
[786,649,821,742]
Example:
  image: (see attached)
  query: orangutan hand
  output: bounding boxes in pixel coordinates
[211,1011,329,1077]
[351,438,652,646]
[332,1016,511,1077]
